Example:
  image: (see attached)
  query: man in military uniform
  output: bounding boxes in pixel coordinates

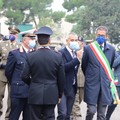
[71,36,85,120]
[0,28,21,120]
[5,32,36,120]
[9,29,21,48]
[22,26,65,120]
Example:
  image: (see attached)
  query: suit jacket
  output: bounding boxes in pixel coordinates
[82,43,115,105]
[5,48,29,98]
[22,47,65,105]
[113,51,120,87]
[59,47,80,96]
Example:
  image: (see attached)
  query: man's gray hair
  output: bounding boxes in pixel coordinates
[66,32,78,40]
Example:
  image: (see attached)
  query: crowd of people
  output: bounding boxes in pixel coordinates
[0,25,119,120]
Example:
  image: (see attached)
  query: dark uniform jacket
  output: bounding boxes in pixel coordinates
[82,43,115,105]
[22,47,65,105]
[5,48,29,98]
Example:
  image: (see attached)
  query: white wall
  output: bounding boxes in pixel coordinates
[0,17,9,35]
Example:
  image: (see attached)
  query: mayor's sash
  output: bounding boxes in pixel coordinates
[89,41,120,104]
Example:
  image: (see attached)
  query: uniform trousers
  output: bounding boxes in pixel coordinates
[29,104,56,120]
[71,87,84,120]
[57,87,75,120]
[0,81,10,120]
[9,97,29,120]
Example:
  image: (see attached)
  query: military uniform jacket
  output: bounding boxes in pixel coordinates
[77,65,85,87]
[22,48,65,105]
[0,41,21,82]
[5,48,29,98]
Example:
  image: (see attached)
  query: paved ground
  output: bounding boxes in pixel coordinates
[80,101,120,120]
[0,87,120,120]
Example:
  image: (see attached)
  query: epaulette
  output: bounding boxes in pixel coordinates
[55,51,62,56]
[55,51,61,54]
[29,49,36,53]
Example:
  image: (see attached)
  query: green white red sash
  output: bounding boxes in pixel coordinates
[90,41,120,104]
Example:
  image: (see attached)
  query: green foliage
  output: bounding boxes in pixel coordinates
[0,0,3,10]
[5,9,24,25]
[63,0,120,44]
[63,0,85,12]
[51,11,65,23]
[2,0,34,25]
[1,0,65,30]
[65,14,77,23]
[39,17,55,27]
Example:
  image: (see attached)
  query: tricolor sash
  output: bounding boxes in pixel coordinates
[90,41,120,104]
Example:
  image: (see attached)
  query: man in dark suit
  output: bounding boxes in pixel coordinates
[57,33,83,120]
[106,50,120,120]
[5,33,36,120]
[22,26,65,120]
[82,26,115,120]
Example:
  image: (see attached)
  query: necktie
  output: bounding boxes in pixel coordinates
[72,50,77,85]
[72,50,76,58]
[100,46,103,51]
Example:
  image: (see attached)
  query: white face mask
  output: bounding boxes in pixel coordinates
[28,40,36,49]
[69,41,80,51]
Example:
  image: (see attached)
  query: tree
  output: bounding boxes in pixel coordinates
[0,0,3,10]
[2,0,53,28]
[62,0,85,12]
[2,0,65,29]
[63,0,120,44]
[2,0,30,24]
[51,11,65,23]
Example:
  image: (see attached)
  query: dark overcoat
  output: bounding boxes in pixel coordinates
[82,43,115,105]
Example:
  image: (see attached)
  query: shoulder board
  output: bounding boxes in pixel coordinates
[29,49,36,53]
[54,51,62,55]
[55,51,60,54]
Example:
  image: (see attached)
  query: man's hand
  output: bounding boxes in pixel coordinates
[76,48,84,61]
[58,98,61,103]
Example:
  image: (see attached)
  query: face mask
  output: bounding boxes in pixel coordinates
[96,36,106,45]
[28,40,36,49]
[69,41,80,51]
[9,35,15,42]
